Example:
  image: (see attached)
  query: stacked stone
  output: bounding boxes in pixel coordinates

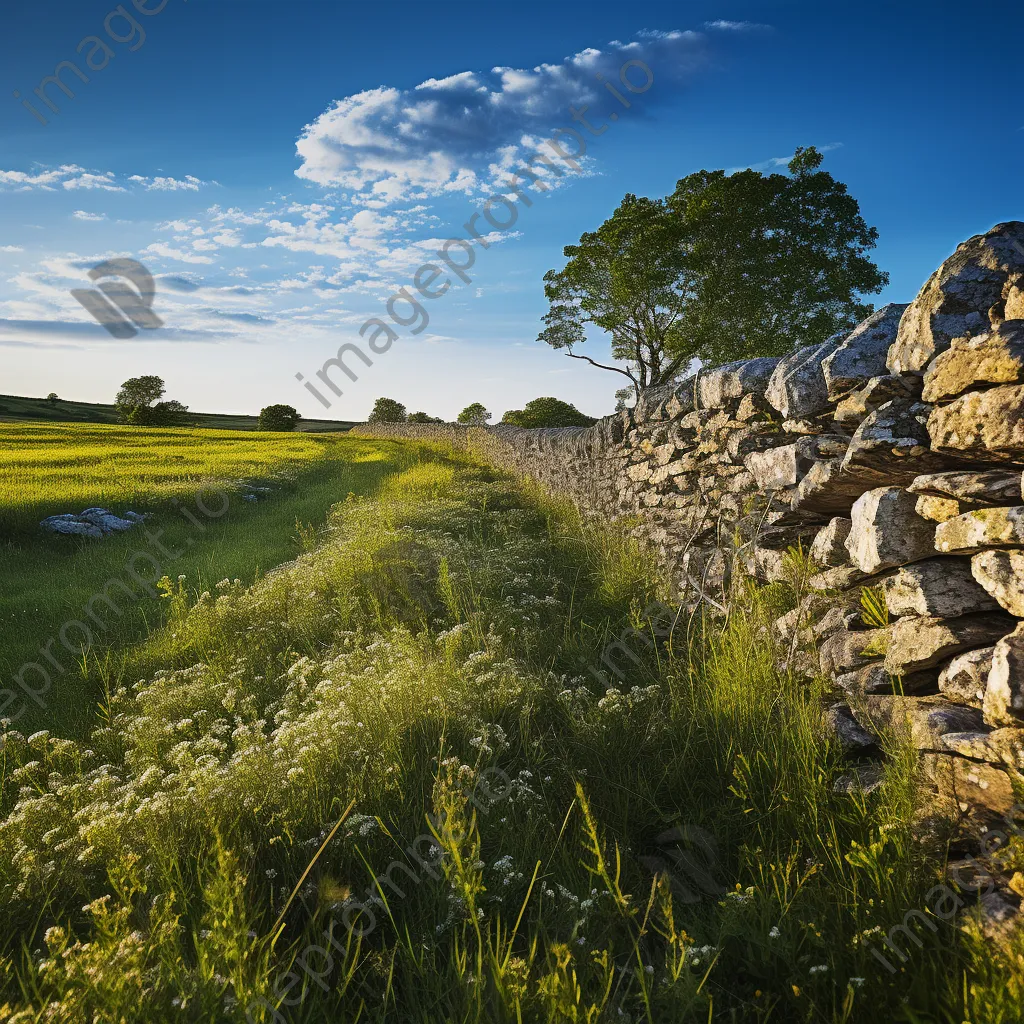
[356,224,1024,916]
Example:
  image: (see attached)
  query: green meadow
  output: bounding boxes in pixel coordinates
[2,429,1022,1022]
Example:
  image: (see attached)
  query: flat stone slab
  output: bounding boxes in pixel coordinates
[883,558,998,618]
[821,303,908,399]
[928,384,1024,461]
[934,506,1024,554]
[908,469,1023,505]
[922,321,1024,402]
[884,612,1018,675]
[854,695,985,750]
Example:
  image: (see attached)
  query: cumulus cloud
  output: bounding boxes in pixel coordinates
[294,30,709,202]
[72,210,106,221]
[0,245,24,252]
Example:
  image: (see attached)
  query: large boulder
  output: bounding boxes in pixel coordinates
[984,621,1024,726]
[887,222,1024,373]
[883,559,998,619]
[972,550,1024,617]
[927,384,1024,462]
[934,506,1024,554]
[821,303,908,398]
[765,333,846,420]
[845,487,936,573]
[922,320,1024,402]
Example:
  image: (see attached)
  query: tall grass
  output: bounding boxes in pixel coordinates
[0,443,1018,1022]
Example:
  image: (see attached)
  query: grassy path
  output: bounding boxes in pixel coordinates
[0,442,1018,1022]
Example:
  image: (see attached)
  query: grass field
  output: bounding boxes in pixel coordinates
[0,422,414,736]
[0,392,355,433]
[2,440,1023,1022]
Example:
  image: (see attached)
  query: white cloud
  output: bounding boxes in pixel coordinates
[143,242,216,265]
[72,210,106,221]
[295,30,710,202]
[703,20,773,32]
[0,245,24,252]
[129,174,212,191]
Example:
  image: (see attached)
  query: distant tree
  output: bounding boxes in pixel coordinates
[407,411,444,423]
[539,146,887,397]
[367,397,407,423]
[258,404,302,431]
[500,397,596,428]
[46,392,59,405]
[614,388,634,413]
[115,376,189,426]
[456,402,491,426]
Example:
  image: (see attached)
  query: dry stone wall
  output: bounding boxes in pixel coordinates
[356,222,1024,929]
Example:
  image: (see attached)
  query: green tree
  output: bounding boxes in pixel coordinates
[46,392,59,405]
[539,147,887,395]
[500,397,596,428]
[367,397,407,424]
[407,411,443,423]
[456,402,491,426]
[115,376,189,426]
[258,404,302,431]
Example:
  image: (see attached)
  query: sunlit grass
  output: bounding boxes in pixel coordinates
[0,442,1019,1022]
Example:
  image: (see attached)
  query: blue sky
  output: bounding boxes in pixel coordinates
[1,0,1021,421]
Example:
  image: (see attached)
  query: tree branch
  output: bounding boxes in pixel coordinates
[566,350,638,384]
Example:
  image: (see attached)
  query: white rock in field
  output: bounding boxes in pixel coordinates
[40,507,145,538]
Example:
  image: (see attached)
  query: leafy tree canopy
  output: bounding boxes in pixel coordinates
[115,376,189,426]
[501,397,596,428]
[367,397,407,424]
[46,392,59,404]
[258,404,302,432]
[539,147,887,394]
[407,411,444,423]
[456,402,491,426]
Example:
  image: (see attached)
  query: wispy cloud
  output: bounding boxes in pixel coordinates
[726,142,844,174]
[72,210,106,221]
[294,30,711,202]
[0,165,214,193]
[703,20,773,32]
[0,245,24,252]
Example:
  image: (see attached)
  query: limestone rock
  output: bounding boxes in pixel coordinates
[845,487,936,573]
[793,458,915,517]
[939,647,995,707]
[883,559,998,619]
[40,507,144,538]
[823,702,878,751]
[833,763,886,795]
[836,663,939,698]
[971,550,1024,616]
[765,333,846,420]
[941,727,1024,769]
[821,304,908,399]
[834,373,922,427]
[928,384,1024,461]
[887,222,1024,373]
[915,496,962,523]
[695,357,781,410]
[745,435,847,491]
[922,320,1024,402]
[920,753,1017,818]
[819,628,887,676]
[810,517,852,567]
[841,397,941,473]
[884,613,1017,675]
[934,506,1024,553]
[984,622,1024,726]
[909,469,1023,505]
[856,695,985,750]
